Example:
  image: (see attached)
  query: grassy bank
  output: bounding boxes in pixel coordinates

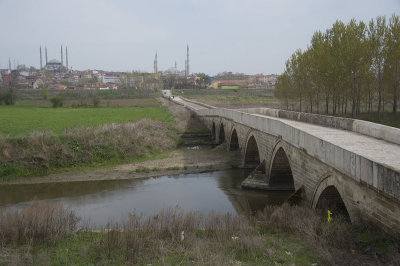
[0,119,178,181]
[0,202,398,265]
[0,105,173,136]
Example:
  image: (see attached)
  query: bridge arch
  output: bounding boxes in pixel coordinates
[268,145,295,190]
[312,175,351,221]
[218,123,225,143]
[244,135,260,169]
[229,128,239,151]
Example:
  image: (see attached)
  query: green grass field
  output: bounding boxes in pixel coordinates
[0,105,174,136]
[220,86,240,90]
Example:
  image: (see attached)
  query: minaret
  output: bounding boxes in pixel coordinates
[154,52,158,73]
[185,60,187,77]
[8,57,11,71]
[61,45,63,66]
[66,46,69,70]
[40,46,43,69]
[174,61,177,70]
[186,44,189,76]
[45,47,48,65]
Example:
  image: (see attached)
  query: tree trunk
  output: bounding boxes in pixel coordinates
[352,77,356,118]
[325,92,329,114]
[368,83,372,113]
[299,92,302,112]
[393,62,399,113]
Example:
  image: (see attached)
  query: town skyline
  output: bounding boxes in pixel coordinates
[0,0,398,75]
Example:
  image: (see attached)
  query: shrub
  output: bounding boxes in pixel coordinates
[0,89,16,105]
[91,94,101,107]
[135,167,150,173]
[50,96,64,108]
[40,86,49,100]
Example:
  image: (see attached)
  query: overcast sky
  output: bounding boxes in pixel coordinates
[0,0,398,75]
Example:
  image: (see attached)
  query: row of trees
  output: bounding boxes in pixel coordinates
[275,14,400,117]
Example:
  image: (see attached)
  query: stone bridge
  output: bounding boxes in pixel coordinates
[170,95,400,234]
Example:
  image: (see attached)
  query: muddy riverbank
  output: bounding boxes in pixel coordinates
[2,147,236,185]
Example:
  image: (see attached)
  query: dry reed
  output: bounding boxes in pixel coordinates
[0,201,79,245]
[0,119,177,177]
[101,207,257,264]
[0,203,398,265]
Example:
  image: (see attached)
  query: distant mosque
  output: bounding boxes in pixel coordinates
[154,44,190,76]
[39,45,69,71]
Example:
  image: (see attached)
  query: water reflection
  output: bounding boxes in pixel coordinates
[0,170,292,227]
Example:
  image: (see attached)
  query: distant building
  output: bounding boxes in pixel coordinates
[268,75,278,87]
[106,82,119,90]
[48,83,66,90]
[2,75,13,86]
[211,80,247,89]
[33,79,44,89]
[103,76,120,84]
[126,76,143,87]
[164,63,185,76]
[45,59,64,71]
[17,64,27,71]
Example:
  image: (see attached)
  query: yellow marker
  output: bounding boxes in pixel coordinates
[327,210,332,223]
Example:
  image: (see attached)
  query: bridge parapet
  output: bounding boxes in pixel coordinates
[239,108,400,146]
[173,96,400,146]
[196,107,400,202]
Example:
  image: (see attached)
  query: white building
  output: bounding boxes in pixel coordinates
[103,76,120,84]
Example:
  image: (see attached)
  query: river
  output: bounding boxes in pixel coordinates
[0,170,292,227]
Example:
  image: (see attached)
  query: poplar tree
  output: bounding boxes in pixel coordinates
[384,14,400,113]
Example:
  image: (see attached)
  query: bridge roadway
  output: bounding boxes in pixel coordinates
[171,95,400,234]
[175,96,400,171]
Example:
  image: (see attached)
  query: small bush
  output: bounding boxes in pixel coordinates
[40,86,48,100]
[167,166,180,170]
[50,96,64,108]
[91,94,101,107]
[0,89,16,105]
[135,167,150,173]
